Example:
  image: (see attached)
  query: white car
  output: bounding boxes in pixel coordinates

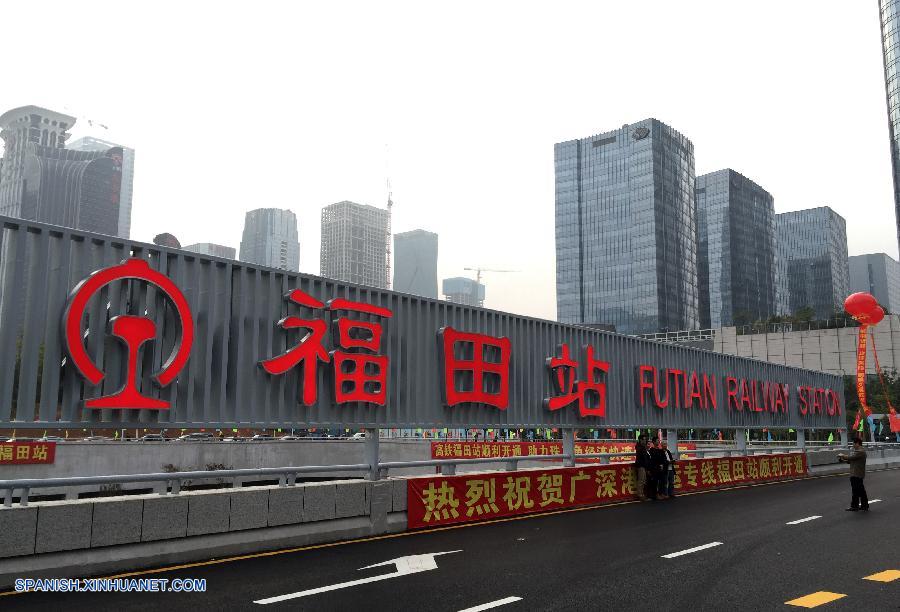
[350,432,367,440]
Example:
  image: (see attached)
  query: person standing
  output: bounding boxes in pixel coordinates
[649,439,667,500]
[633,435,650,501]
[838,437,869,511]
[661,441,677,498]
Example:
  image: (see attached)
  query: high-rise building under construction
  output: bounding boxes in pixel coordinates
[320,200,390,289]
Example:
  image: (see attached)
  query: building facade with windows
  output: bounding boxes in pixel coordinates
[0,106,122,237]
[879,0,900,252]
[442,277,484,307]
[320,201,389,289]
[68,136,135,239]
[554,118,699,335]
[775,207,850,320]
[393,229,438,298]
[184,242,237,260]
[696,169,777,328]
[849,252,900,313]
[239,208,300,272]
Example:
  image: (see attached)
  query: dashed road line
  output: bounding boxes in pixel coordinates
[661,542,723,559]
[785,591,846,608]
[458,596,523,611]
[863,569,900,583]
[868,499,882,504]
[786,515,821,525]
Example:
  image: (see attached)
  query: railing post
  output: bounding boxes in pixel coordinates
[170,479,181,495]
[504,459,518,472]
[441,462,456,476]
[3,488,11,508]
[562,428,575,467]
[796,429,805,450]
[840,428,848,447]
[20,487,29,507]
[365,428,380,481]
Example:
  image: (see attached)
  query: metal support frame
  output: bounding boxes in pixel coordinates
[365,428,380,481]
[562,429,576,467]
[666,429,678,457]
[734,428,747,457]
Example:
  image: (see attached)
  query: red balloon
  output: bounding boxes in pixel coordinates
[845,292,884,324]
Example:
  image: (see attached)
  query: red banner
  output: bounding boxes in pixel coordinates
[430,441,696,462]
[854,325,870,432]
[0,441,56,465]
[408,453,807,529]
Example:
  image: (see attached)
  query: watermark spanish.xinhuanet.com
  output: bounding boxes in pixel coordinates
[14,577,207,593]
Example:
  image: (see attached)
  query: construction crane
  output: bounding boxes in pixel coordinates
[385,145,393,289]
[462,267,518,307]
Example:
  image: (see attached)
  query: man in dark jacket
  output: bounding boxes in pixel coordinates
[649,439,668,500]
[838,437,868,511]
[634,435,650,501]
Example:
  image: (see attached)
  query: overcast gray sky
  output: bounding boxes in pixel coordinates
[0,1,895,321]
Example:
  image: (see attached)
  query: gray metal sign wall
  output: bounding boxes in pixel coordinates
[0,216,844,430]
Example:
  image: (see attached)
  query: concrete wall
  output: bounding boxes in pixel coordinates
[712,314,900,375]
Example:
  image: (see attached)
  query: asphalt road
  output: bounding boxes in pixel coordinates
[2,468,898,611]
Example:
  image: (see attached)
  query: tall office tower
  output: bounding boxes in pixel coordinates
[68,136,135,239]
[554,118,699,335]
[696,169,777,328]
[849,253,900,313]
[393,229,438,298]
[239,208,300,271]
[879,1,900,252]
[0,105,74,213]
[442,277,485,307]
[320,201,389,288]
[0,106,122,236]
[184,242,236,259]
[775,207,850,320]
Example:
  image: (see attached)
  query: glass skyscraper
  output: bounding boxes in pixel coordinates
[68,136,135,239]
[393,229,438,298]
[554,118,699,335]
[239,208,300,272]
[775,207,850,320]
[879,0,900,251]
[696,169,776,328]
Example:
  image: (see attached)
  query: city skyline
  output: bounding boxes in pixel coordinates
[0,2,896,321]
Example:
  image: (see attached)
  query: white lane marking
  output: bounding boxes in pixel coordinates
[254,550,462,604]
[869,499,882,504]
[458,596,523,612]
[786,515,822,525]
[661,542,723,559]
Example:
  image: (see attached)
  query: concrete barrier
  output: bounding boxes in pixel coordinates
[0,478,407,589]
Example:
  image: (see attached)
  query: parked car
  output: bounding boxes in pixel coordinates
[37,436,65,442]
[79,436,112,442]
[176,433,214,442]
[350,432,367,440]
[278,435,303,441]
[250,434,275,441]
[139,434,167,442]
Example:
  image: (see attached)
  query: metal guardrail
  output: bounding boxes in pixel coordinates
[2,443,874,508]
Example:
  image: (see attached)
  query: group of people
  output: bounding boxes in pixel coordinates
[633,434,676,501]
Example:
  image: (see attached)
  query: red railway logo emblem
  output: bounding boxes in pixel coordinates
[63,258,193,409]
